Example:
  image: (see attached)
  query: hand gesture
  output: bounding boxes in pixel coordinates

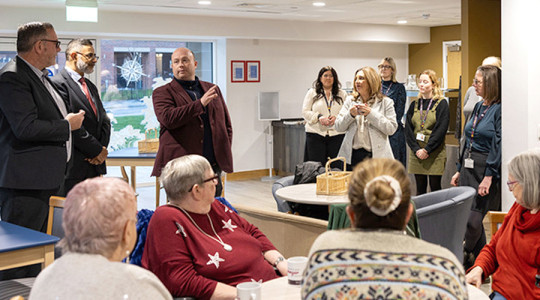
[450,172,460,186]
[66,110,85,131]
[478,176,492,196]
[415,148,429,160]
[86,146,108,165]
[465,266,484,288]
[200,86,218,107]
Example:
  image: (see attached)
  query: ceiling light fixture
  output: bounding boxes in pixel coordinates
[66,0,98,22]
[397,20,407,24]
[313,2,326,7]
[198,0,212,5]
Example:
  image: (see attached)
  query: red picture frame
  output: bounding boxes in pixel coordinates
[231,60,245,82]
[246,61,260,82]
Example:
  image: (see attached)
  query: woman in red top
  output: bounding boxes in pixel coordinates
[142,155,287,300]
[466,149,540,299]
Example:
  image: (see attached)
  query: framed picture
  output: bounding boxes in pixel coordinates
[246,61,260,82]
[231,60,245,82]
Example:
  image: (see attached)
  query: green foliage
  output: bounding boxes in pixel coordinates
[113,115,146,132]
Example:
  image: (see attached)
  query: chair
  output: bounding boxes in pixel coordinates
[46,196,66,260]
[486,211,507,241]
[0,278,34,300]
[414,186,476,263]
[234,203,327,258]
[271,175,294,212]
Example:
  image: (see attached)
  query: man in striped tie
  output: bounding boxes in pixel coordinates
[52,39,111,195]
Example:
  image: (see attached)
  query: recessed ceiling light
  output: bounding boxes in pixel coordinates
[313,2,326,7]
[397,20,407,24]
[198,0,211,5]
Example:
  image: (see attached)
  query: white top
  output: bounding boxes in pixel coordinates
[29,252,172,300]
[275,183,349,205]
[302,88,347,137]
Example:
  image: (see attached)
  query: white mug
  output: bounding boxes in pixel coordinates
[236,281,261,300]
[287,256,308,285]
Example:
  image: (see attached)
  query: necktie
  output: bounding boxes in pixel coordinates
[79,77,97,115]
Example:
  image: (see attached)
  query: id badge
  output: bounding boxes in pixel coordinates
[416,133,425,142]
[464,158,474,169]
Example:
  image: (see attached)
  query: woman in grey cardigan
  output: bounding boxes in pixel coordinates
[335,66,397,170]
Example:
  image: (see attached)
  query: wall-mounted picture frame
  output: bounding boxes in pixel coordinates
[231,60,245,82]
[246,60,260,82]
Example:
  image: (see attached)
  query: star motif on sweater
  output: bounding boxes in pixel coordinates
[207,252,225,268]
[222,219,237,232]
[174,222,187,237]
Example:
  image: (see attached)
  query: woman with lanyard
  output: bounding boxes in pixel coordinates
[335,66,397,170]
[451,65,501,269]
[405,69,449,195]
[302,66,347,167]
[379,57,407,167]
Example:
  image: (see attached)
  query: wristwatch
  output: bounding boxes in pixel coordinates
[273,256,285,267]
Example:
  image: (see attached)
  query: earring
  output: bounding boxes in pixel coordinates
[125,250,131,264]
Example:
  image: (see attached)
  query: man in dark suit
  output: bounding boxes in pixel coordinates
[152,47,233,196]
[52,39,111,195]
[0,22,84,279]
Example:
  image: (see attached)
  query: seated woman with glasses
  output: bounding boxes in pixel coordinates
[142,155,287,300]
[466,149,540,300]
[302,158,468,300]
[29,178,172,300]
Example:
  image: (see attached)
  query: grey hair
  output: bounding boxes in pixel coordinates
[16,22,54,53]
[65,38,93,60]
[508,149,540,209]
[160,155,211,202]
[59,177,136,258]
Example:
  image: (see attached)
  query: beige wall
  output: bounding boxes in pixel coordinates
[408,25,461,79]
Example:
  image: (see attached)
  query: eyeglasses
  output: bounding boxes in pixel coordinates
[41,39,61,48]
[76,52,99,61]
[378,65,392,70]
[507,180,519,190]
[473,79,483,86]
[189,174,219,191]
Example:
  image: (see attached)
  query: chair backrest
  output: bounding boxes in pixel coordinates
[47,196,66,236]
[234,203,327,258]
[414,186,476,263]
[486,211,507,241]
[271,175,294,212]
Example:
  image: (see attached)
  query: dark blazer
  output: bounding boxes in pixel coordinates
[151,79,233,177]
[0,57,70,190]
[51,68,111,179]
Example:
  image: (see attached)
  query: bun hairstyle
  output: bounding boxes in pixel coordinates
[348,158,411,230]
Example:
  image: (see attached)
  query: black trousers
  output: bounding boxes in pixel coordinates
[304,132,345,168]
[0,187,58,280]
[414,174,442,195]
[211,164,223,197]
[347,148,372,171]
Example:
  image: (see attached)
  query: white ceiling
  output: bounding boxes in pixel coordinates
[2,0,461,27]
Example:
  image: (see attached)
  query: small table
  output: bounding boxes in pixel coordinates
[261,276,488,300]
[107,147,160,208]
[0,221,60,271]
[262,277,300,299]
[275,183,349,205]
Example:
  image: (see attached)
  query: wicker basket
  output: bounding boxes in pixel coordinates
[316,157,352,195]
[138,128,159,153]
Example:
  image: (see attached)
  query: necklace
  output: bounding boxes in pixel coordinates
[172,204,233,252]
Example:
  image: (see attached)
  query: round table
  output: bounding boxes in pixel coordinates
[275,183,349,205]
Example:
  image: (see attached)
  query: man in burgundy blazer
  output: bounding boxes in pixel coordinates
[152,47,232,196]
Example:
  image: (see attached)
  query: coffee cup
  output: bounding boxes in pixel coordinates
[287,256,308,285]
[236,281,261,300]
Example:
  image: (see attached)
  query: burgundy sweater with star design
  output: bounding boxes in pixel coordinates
[142,200,279,299]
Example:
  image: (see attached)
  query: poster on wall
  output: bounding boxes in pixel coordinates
[246,61,260,82]
[231,60,245,82]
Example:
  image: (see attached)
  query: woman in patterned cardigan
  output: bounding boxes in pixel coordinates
[302,158,469,300]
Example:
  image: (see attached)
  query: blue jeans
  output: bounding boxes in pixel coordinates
[490,291,507,300]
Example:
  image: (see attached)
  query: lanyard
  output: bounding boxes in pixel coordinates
[323,92,333,115]
[419,98,434,129]
[382,82,393,96]
[467,104,491,156]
